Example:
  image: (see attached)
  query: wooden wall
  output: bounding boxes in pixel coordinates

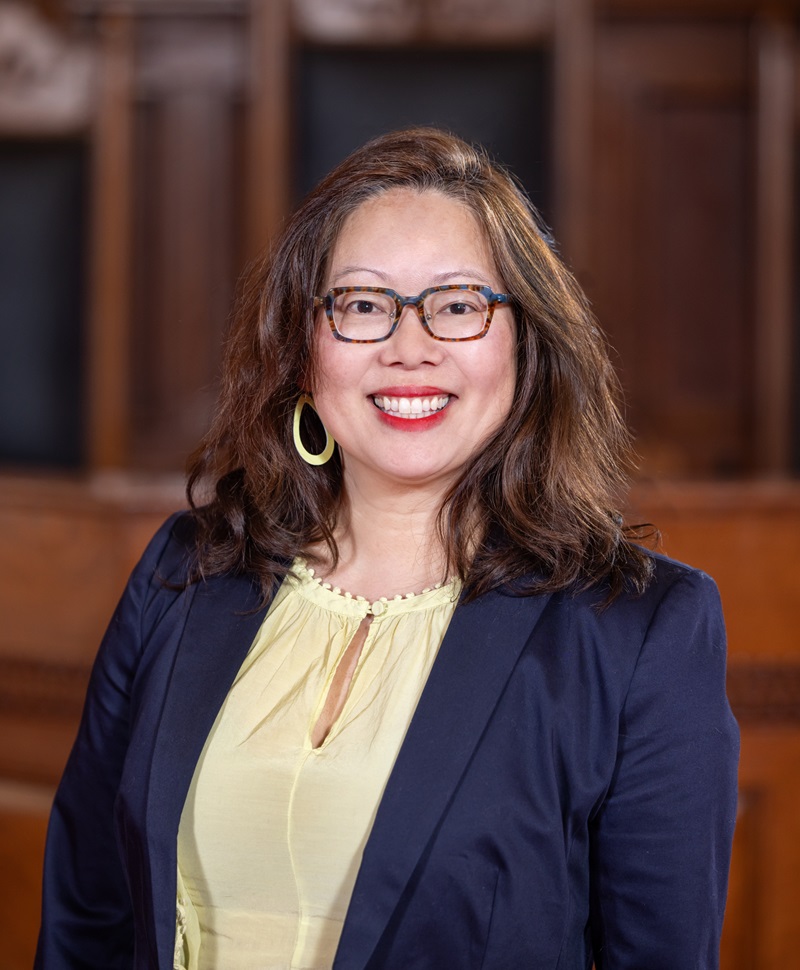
[1,0,799,966]
[630,482,800,969]
[2,478,798,968]
[0,476,181,968]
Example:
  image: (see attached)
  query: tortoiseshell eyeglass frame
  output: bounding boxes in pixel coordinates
[312,284,512,343]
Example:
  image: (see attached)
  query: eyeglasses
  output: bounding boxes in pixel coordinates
[313,284,512,343]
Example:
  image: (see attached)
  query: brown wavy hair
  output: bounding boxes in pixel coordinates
[186,127,654,602]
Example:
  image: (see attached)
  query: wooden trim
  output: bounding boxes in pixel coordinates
[728,664,800,723]
[0,657,88,720]
[0,779,54,813]
[629,478,800,516]
[87,10,135,469]
[552,0,594,276]
[71,0,247,14]
[0,470,185,513]
[245,0,291,258]
[0,652,797,724]
[597,0,800,16]
[0,2,95,136]
[753,14,796,473]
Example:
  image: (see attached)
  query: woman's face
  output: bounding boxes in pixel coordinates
[312,187,517,497]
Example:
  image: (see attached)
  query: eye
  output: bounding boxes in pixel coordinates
[440,296,483,315]
[444,301,471,316]
[349,299,380,315]
[335,295,393,317]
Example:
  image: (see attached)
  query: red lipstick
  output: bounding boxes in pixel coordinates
[376,409,448,432]
[370,386,452,432]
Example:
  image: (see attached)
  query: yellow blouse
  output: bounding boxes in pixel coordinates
[175,559,461,970]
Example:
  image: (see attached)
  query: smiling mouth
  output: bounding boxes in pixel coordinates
[372,394,451,419]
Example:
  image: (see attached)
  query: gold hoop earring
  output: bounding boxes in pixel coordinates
[293,394,335,466]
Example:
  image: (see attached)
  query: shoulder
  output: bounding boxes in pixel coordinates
[644,547,718,593]
[637,547,720,610]
[523,547,722,627]
[108,510,201,639]
[122,509,204,604]
[581,548,722,628]
[631,549,724,644]
[587,551,728,708]
[138,509,198,581]
[514,550,726,688]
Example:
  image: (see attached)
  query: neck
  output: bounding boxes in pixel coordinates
[311,475,451,601]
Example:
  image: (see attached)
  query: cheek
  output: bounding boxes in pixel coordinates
[300,325,323,393]
[309,327,337,397]
[313,345,346,396]
[310,342,365,429]
[484,336,517,407]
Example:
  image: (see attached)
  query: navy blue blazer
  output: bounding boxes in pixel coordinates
[36,512,739,969]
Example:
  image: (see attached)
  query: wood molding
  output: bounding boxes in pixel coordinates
[630,477,800,516]
[69,0,247,14]
[553,0,594,275]
[292,0,552,44]
[0,1,96,135]
[753,14,796,472]
[597,0,800,15]
[727,664,800,724]
[246,0,291,256]
[0,657,88,720]
[87,8,134,469]
[0,652,797,725]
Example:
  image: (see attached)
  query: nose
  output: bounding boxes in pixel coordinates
[380,305,443,367]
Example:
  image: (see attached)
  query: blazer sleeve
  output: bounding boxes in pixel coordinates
[589,568,740,969]
[34,513,190,970]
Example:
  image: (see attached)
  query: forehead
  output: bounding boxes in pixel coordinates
[327,187,497,284]
[337,186,480,235]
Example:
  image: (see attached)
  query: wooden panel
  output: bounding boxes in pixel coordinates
[722,785,759,970]
[0,2,95,136]
[88,10,135,469]
[0,782,53,970]
[128,10,248,470]
[553,0,594,271]
[631,480,800,663]
[0,475,182,784]
[293,0,553,44]
[599,0,800,15]
[724,730,800,969]
[0,476,798,965]
[754,15,796,471]
[247,0,291,256]
[0,689,85,787]
[630,480,800,968]
[0,477,179,662]
[590,23,752,477]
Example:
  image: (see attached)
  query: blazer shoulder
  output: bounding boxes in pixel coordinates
[540,550,725,671]
[594,550,727,677]
[137,509,197,582]
[641,547,722,608]
[115,509,201,631]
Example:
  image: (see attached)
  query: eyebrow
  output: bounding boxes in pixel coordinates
[431,269,493,285]
[328,267,494,287]
[328,266,388,285]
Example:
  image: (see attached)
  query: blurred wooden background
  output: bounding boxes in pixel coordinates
[0,0,798,966]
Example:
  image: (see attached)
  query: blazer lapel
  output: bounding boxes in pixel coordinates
[334,587,553,970]
[145,570,274,967]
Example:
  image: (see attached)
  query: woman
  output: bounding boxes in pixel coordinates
[36,128,739,970]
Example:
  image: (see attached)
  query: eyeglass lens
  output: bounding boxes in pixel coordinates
[330,288,491,340]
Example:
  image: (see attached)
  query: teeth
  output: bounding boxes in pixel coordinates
[373,394,450,419]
